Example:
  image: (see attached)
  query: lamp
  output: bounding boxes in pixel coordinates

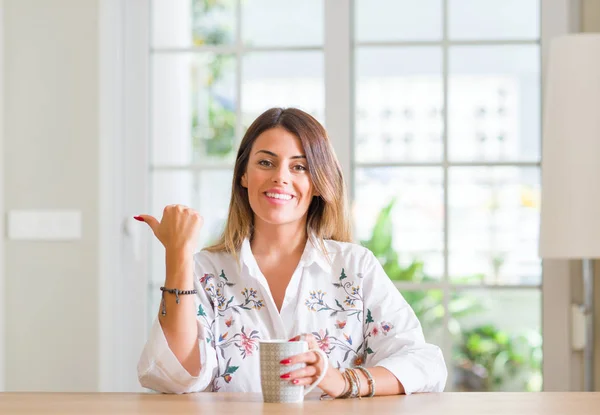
[540,33,600,392]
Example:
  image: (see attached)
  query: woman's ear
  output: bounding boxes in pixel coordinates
[241,173,248,188]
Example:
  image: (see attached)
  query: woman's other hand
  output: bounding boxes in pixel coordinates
[282,333,346,398]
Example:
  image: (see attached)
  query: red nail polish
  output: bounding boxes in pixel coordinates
[133,216,144,222]
[280,359,292,365]
[292,379,299,385]
[280,373,291,379]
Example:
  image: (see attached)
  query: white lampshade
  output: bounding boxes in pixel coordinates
[539,34,600,259]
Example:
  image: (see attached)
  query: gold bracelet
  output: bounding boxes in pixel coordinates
[341,370,355,398]
[337,370,350,398]
[346,368,362,399]
[319,370,351,400]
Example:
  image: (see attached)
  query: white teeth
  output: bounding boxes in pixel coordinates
[266,192,292,200]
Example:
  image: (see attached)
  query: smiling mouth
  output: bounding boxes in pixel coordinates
[264,192,294,201]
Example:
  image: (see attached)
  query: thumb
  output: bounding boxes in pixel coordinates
[134,215,160,233]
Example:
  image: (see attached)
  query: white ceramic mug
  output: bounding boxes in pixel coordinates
[259,340,329,403]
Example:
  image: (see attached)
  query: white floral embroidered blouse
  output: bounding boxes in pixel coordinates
[138,238,448,395]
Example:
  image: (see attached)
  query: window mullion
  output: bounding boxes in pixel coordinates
[441,0,452,392]
[235,0,243,152]
[324,0,353,195]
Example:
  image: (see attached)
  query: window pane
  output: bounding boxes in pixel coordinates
[152,0,236,48]
[400,289,445,350]
[152,53,237,165]
[242,0,323,47]
[448,167,541,285]
[449,0,540,40]
[355,47,443,162]
[355,168,444,280]
[448,45,540,162]
[450,289,542,391]
[242,52,324,127]
[355,0,442,42]
[197,170,234,247]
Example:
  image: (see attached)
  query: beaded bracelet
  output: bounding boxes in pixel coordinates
[355,366,376,397]
[160,287,197,316]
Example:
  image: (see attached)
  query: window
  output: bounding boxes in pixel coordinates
[354,0,542,391]
[144,0,549,392]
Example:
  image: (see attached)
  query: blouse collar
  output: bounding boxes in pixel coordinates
[239,233,332,278]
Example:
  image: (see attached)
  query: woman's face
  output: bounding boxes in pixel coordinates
[241,127,317,229]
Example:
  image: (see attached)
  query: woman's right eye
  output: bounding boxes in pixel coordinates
[258,159,273,167]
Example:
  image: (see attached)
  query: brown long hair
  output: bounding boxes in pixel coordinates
[205,107,352,256]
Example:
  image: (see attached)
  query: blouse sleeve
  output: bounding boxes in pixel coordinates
[360,250,448,394]
[137,252,219,394]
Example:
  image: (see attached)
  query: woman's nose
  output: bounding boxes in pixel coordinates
[271,165,290,185]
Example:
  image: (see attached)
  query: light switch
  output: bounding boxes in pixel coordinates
[7,210,82,241]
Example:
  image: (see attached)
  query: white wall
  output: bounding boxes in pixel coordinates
[2,0,99,391]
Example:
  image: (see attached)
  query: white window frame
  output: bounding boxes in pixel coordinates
[98,0,580,392]
[98,0,150,392]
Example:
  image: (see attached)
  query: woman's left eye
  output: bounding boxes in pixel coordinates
[294,165,307,172]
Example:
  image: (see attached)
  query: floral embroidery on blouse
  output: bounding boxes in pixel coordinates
[306,268,395,368]
[304,268,364,321]
[213,357,238,391]
[201,271,265,316]
[199,270,265,391]
[213,326,260,360]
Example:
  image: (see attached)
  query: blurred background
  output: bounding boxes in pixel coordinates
[0,0,599,393]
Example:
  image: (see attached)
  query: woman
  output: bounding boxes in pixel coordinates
[136,107,447,398]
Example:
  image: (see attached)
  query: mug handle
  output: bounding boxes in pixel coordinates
[303,348,329,396]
